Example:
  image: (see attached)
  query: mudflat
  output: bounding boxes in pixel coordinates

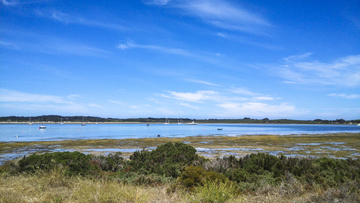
[1,132,359,164]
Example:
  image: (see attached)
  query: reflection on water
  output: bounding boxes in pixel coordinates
[1,123,360,142]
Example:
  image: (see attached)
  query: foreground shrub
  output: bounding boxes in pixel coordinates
[177,166,227,190]
[121,172,174,186]
[91,152,125,172]
[128,142,201,178]
[191,180,238,203]
[17,151,95,176]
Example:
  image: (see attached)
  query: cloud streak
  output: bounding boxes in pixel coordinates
[118,39,191,56]
[271,54,360,87]
[328,93,360,99]
[217,102,303,118]
[0,89,104,114]
[149,0,271,34]
[160,87,291,118]
[0,88,73,104]
[35,9,127,31]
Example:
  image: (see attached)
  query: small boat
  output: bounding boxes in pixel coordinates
[28,117,33,125]
[357,123,360,126]
[164,118,170,125]
[81,117,86,126]
[186,121,198,125]
[217,128,223,130]
[178,119,181,124]
[39,116,45,129]
[60,117,64,125]
[146,123,150,126]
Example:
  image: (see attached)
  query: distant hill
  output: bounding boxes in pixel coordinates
[1,115,359,125]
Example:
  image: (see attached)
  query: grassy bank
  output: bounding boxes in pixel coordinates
[1,140,360,202]
[1,170,359,202]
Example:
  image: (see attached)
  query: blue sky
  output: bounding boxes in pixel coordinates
[1,0,359,120]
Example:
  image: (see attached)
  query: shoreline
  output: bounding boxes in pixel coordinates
[0,122,358,125]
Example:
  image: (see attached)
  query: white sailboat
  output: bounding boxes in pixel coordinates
[178,118,181,124]
[164,118,170,125]
[39,116,46,129]
[186,120,198,125]
[60,117,64,125]
[81,117,86,126]
[28,117,33,125]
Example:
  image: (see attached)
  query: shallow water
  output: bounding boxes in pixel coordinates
[1,123,360,142]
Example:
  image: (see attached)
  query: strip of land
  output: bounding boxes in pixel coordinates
[1,133,359,164]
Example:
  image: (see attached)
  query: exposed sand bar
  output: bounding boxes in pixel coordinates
[1,133,359,164]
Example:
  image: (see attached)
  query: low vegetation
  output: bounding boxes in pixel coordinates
[1,142,360,202]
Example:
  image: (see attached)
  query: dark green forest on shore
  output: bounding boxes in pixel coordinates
[1,115,359,124]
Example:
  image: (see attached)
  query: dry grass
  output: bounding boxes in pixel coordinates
[0,170,180,203]
[1,169,359,203]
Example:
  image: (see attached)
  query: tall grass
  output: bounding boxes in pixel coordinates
[0,169,176,203]
[1,142,360,203]
[1,169,359,203]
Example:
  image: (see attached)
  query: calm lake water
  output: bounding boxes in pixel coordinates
[1,123,360,142]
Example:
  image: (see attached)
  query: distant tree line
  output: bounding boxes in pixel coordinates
[0,115,359,124]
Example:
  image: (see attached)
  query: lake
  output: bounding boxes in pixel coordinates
[1,123,360,142]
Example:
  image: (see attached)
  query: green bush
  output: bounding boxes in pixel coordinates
[121,172,174,186]
[192,180,238,203]
[177,166,227,190]
[17,151,95,176]
[93,152,125,172]
[220,153,360,190]
[128,142,200,178]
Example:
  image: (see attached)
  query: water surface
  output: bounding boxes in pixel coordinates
[1,123,359,142]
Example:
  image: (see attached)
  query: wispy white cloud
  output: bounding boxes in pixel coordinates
[109,100,125,105]
[253,96,276,101]
[2,0,16,6]
[118,39,191,56]
[5,29,111,57]
[177,101,199,109]
[160,87,294,118]
[0,88,73,104]
[35,9,127,31]
[0,41,19,50]
[185,79,219,86]
[149,0,271,35]
[2,0,47,6]
[328,93,360,99]
[144,0,171,6]
[229,87,259,96]
[162,90,218,103]
[283,53,313,62]
[88,103,103,108]
[216,32,282,50]
[217,102,304,118]
[271,54,360,87]
[0,88,91,114]
[163,87,278,104]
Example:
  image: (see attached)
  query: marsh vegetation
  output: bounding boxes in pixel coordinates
[1,140,360,202]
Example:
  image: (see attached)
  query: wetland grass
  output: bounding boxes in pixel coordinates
[1,140,360,203]
[2,133,359,161]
